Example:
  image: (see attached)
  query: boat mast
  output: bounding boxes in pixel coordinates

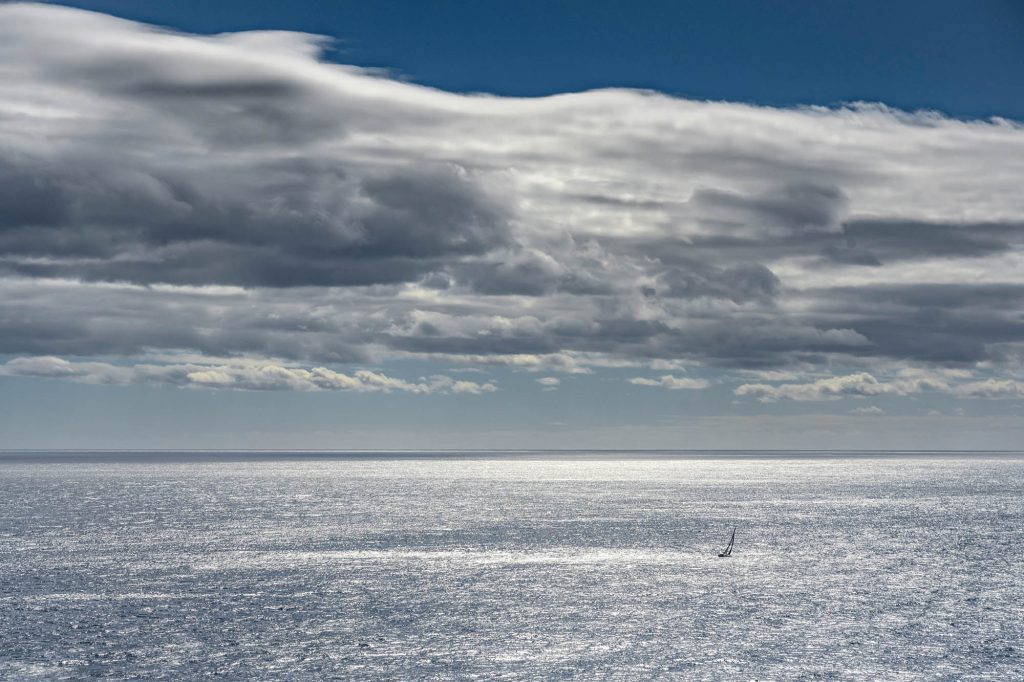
[718,527,735,557]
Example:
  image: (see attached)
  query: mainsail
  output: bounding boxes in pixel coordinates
[718,527,736,557]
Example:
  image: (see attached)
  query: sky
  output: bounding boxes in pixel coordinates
[1,1,1023,450]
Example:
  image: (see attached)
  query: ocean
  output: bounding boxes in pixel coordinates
[1,451,1021,680]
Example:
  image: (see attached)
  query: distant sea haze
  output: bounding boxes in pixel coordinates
[2,451,1021,679]
[2,449,1022,462]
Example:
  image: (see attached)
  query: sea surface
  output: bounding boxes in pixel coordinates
[1,451,1022,680]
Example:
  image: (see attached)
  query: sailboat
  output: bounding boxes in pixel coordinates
[718,527,736,557]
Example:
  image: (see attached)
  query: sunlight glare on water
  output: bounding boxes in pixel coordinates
[1,452,1022,680]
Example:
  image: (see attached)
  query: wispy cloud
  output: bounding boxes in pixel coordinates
[0,356,497,394]
[952,379,1024,399]
[628,375,710,390]
[734,370,1020,402]
[536,377,561,391]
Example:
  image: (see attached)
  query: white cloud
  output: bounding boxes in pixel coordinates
[0,356,497,394]
[735,372,927,401]
[628,375,710,390]
[736,371,1024,402]
[536,377,561,391]
[850,405,885,416]
[0,3,1023,402]
[408,352,594,374]
[649,359,690,371]
[952,379,1024,399]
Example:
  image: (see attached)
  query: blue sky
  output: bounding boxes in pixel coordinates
[49,0,1024,119]
[1,1,1023,449]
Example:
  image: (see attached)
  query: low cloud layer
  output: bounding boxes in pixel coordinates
[734,371,1023,402]
[1,3,1023,400]
[628,375,711,390]
[0,356,496,394]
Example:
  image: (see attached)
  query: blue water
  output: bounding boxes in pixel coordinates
[1,451,1022,680]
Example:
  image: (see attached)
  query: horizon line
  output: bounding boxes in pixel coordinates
[3,448,1022,454]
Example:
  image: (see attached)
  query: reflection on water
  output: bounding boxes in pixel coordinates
[1,453,1022,679]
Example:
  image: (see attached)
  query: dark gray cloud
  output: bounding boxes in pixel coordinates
[817,283,1024,310]
[820,220,1024,266]
[794,284,1024,364]
[615,217,1024,274]
[0,160,71,229]
[0,159,510,287]
[444,245,615,297]
[0,280,369,362]
[656,263,781,303]
[690,182,848,235]
[355,171,509,258]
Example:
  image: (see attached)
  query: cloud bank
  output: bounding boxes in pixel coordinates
[1,3,1023,398]
[0,356,496,394]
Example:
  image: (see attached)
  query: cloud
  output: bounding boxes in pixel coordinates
[952,379,1024,399]
[536,377,561,390]
[850,405,885,415]
[734,372,938,401]
[734,370,1023,402]
[793,283,1024,364]
[0,356,497,394]
[1,3,1024,396]
[689,182,848,237]
[628,375,711,390]
[654,262,781,304]
[408,352,594,374]
[820,220,1024,266]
